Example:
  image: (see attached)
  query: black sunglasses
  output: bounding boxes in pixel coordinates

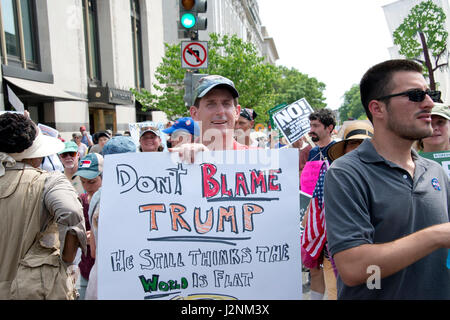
[60,152,77,158]
[376,89,441,103]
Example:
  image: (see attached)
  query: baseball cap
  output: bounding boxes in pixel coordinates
[96,131,111,139]
[431,103,450,120]
[58,141,79,154]
[74,153,103,179]
[240,108,258,121]
[193,75,239,104]
[80,126,86,131]
[162,117,200,136]
[139,126,161,138]
[102,136,137,155]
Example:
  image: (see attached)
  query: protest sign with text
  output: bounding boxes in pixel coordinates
[272,98,314,145]
[98,149,302,300]
[420,151,450,178]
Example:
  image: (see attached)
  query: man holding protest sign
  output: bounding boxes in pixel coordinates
[324,59,450,299]
[95,75,302,300]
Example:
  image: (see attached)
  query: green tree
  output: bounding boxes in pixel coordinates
[273,66,326,110]
[393,0,448,90]
[131,33,327,125]
[132,33,279,124]
[339,84,367,121]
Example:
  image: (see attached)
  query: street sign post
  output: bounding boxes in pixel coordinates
[181,41,208,69]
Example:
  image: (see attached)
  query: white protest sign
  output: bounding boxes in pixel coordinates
[272,98,314,145]
[98,149,302,300]
[7,85,24,112]
[38,123,59,138]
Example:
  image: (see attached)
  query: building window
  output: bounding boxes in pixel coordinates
[0,0,39,69]
[131,0,144,89]
[83,0,101,84]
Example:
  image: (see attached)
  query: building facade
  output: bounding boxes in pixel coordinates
[0,0,165,141]
[383,0,450,102]
[0,0,277,140]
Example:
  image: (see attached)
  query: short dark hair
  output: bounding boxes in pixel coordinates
[360,59,423,122]
[0,113,37,153]
[309,108,336,131]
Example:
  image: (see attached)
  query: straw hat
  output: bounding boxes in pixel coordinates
[9,126,64,161]
[327,120,374,161]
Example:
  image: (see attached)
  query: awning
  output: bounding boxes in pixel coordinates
[3,76,87,103]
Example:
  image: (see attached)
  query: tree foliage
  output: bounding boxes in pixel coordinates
[273,66,326,110]
[131,33,326,124]
[338,84,367,121]
[393,0,448,90]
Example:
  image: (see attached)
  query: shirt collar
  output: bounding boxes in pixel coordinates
[357,139,428,169]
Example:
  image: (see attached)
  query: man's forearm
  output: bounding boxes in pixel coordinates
[334,222,448,286]
[62,232,80,263]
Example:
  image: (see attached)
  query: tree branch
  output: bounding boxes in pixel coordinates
[432,63,448,72]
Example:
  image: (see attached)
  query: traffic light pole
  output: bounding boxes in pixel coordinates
[179,1,208,106]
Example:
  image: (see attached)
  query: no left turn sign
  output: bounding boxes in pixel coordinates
[181,41,208,69]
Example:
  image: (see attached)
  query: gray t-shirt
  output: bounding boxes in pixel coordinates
[324,139,450,299]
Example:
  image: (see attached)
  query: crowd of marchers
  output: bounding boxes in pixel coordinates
[0,59,449,300]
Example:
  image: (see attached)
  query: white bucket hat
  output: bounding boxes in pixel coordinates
[9,126,64,161]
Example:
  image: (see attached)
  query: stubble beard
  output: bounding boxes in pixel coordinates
[386,112,433,141]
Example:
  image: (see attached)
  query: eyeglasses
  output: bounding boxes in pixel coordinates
[375,89,441,103]
[60,152,77,158]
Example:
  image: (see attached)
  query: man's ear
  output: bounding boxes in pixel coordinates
[235,104,241,120]
[326,124,334,135]
[368,100,385,121]
[190,106,198,120]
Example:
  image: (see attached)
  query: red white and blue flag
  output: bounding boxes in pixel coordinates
[301,162,328,260]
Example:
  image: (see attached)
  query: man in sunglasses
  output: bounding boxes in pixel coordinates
[58,141,84,194]
[323,59,450,299]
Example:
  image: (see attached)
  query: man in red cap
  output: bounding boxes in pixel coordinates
[80,126,93,147]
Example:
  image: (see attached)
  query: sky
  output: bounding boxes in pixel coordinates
[258,0,398,110]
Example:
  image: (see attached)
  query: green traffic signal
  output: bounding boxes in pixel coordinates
[181,12,196,29]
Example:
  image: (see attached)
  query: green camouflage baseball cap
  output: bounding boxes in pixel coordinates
[193,75,239,103]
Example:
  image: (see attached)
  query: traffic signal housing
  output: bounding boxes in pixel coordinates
[179,0,207,40]
[183,71,208,107]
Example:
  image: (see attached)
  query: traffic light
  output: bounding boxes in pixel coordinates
[183,71,208,106]
[179,0,207,40]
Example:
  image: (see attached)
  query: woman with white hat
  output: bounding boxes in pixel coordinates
[0,112,87,299]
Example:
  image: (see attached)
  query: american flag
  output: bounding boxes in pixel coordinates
[301,163,327,260]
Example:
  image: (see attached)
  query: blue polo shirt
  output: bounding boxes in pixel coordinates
[324,139,450,299]
[307,140,336,163]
